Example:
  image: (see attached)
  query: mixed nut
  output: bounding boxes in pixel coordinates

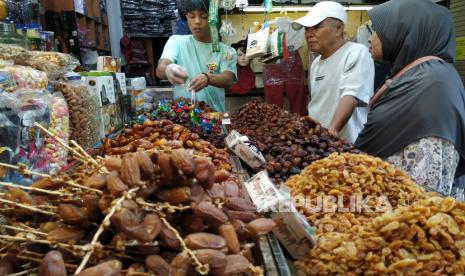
[231,99,357,183]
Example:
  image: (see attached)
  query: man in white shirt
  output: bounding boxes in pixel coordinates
[292,1,374,143]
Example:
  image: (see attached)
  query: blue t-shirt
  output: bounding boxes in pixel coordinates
[160,35,237,112]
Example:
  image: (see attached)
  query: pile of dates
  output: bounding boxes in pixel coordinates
[98,118,231,171]
[231,99,359,183]
[0,148,276,275]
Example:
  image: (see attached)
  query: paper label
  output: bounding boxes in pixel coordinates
[271,209,315,259]
[226,130,265,169]
[244,171,281,213]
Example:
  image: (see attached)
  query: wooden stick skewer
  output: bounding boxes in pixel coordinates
[0,162,51,178]
[0,225,47,237]
[0,198,57,217]
[0,181,71,197]
[34,122,91,163]
[0,235,83,252]
[74,187,139,274]
[63,180,103,195]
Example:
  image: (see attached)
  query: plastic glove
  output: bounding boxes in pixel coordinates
[165,64,188,85]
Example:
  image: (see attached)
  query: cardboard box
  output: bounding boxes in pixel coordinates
[127,77,147,116]
[97,56,121,72]
[114,73,127,95]
[80,72,121,136]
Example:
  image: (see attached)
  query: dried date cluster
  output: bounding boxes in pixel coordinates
[286,153,427,236]
[98,118,231,171]
[230,99,357,183]
[297,196,465,275]
[0,149,276,275]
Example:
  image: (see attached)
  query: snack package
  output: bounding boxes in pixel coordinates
[54,74,104,150]
[0,65,47,89]
[19,51,80,80]
[0,43,30,63]
[0,89,51,185]
[0,71,18,92]
[44,93,69,174]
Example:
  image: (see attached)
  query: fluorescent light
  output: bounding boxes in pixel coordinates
[242,5,373,13]
[242,5,310,12]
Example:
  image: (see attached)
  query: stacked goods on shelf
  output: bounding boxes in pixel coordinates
[121,0,176,37]
[0,132,275,275]
[230,99,357,183]
[150,99,226,149]
[297,196,465,275]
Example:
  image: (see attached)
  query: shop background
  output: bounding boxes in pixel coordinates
[221,10,370,74]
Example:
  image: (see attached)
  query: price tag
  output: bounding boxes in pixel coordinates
[271,206,315,259]
[244,171,281,213]
[226,130,265,169]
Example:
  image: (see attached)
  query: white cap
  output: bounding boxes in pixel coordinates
[292,1,347,30]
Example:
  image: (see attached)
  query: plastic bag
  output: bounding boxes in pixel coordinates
[19,51,80,80]
[246,27,269,59]
[0,89,51,184]
[0,65,48,89]
[0,71,18,92]
[44,93,69,174]
[262,29,283,64]
[0,43,30,63]
[54,75,103,150]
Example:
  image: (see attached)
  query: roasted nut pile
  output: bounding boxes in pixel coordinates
[296,196,465,275]
[286,153,427,235]
[231,99,357,183]
[0,148,276,275]
[98,119,231,171]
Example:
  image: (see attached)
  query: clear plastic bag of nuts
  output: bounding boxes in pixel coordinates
[54,73,104,150]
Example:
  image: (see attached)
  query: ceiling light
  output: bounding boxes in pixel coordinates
[242,5,373,13]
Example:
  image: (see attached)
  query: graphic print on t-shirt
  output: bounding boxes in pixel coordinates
[206,63,218,74]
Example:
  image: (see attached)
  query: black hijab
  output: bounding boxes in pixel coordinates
[355,0,465,178]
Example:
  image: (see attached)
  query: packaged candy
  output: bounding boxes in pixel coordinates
[0,65,47,89]
[44,93,69,174]
[0,89,51,185]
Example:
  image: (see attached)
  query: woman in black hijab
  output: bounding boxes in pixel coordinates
[355,0,465,198]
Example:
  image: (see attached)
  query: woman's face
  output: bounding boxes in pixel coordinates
[369,32,383,61]
[237,48,250,66]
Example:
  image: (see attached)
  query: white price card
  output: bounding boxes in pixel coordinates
[225,130,265,169]
[244,171,281,213]
[271,209,315,259]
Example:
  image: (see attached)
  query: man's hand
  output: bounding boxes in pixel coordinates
[328,127,339,137]
[165,64,188,85]
[189,73,209,92]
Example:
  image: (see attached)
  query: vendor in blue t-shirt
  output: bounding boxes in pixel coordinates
[156,0,237,112]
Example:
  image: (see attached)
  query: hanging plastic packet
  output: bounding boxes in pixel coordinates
[264,0,273,13]
[219,18,237,37]
[209,0,220,52]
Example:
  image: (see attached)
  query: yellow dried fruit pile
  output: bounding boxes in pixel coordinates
[286,153,427,235]
[296,196,465,275]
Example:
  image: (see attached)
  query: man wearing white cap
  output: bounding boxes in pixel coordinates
[293,1,374,143]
